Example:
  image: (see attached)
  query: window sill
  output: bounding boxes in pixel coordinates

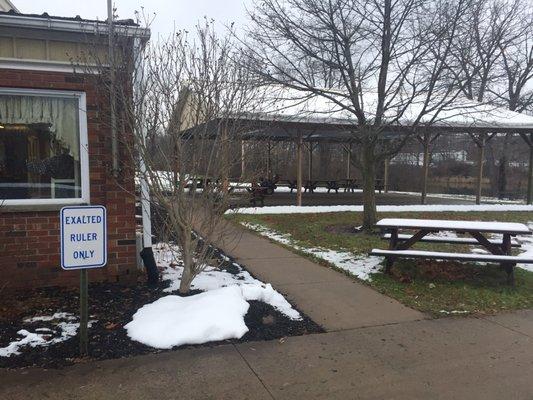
[1,202,88,213]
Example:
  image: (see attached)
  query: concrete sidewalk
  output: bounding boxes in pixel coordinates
[1,311,532,399]
[216,221,424,331]
[2,223,532,399]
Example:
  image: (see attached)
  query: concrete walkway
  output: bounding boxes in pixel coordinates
[2,223,533,399]
[216,221,424,331]
[2,311,532,399]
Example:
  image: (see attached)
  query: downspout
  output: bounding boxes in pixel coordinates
[133,36,158,285]
[108,0,119,177]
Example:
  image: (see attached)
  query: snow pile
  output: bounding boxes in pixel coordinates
[229,204,533,215]
[125,286,250,349]
[241,222,383,281]
[0,313,95,357]
[156,243,301,320]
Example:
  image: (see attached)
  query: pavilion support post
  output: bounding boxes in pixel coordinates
[527,138,533,204]
[346,144,352,179]
[476,138,485,205]
[221,125,230,193]
[266,141,272,180]
[417,133,431,205]
[383,157,390,193]
[240,140,245,179]
[519,132,533,204]
[470,133,494,205]
[308,142,313,181]
[296,135,303,206]
[417,132,440,204]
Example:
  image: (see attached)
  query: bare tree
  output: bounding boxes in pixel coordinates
[243,0,470,229]
[449,0,532,198]
[81,20,261,294]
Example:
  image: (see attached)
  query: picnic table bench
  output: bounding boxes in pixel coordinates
[273,178,382,194]
[229,184,270,207]
[303,180,344,193]
[370,218,533,286]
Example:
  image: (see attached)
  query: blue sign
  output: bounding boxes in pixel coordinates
[60,206,107,270]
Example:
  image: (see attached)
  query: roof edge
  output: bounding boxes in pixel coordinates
[0,11,150,39]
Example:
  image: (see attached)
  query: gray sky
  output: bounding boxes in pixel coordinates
[13,0,252,39]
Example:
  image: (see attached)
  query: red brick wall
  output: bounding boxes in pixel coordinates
[0,68,138,289]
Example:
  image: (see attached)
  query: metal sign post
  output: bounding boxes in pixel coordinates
[60,206,107,356]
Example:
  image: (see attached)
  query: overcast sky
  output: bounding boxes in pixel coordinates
[13,0,253,39]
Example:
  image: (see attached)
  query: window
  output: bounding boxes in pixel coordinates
[0,88,89,206]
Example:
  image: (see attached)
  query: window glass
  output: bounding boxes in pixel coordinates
[0,94,81,200]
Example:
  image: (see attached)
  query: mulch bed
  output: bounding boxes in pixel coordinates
[0,253,323,369]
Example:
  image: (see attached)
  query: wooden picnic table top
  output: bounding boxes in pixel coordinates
[376,218,532,235]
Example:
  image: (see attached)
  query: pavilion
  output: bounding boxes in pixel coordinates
[181,86,533,206]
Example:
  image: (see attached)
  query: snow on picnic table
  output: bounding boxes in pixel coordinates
[376,218,532,234]
[124,243,301,350]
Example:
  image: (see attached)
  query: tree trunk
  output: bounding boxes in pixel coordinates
[179,235,194,294]
[179,251,194,294]
[361,140,377,231]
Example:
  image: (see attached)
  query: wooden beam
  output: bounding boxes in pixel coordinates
[296,135,303,206]
[308,141,313,180]
[519,133,533,204]
[397,229,432,250]
[240,140,245,179]
[417,133,431,205]
[383,157,390,193]
[346,143,352,179]
[468,132,492,205]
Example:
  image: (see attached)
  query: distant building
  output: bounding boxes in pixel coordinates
[391,150,468,166]
[0,0,17,12]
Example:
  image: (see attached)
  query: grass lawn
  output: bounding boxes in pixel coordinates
[231,211,533,316]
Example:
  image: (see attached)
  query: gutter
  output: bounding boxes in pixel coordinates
[0,13,150,38]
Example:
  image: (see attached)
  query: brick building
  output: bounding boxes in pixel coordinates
[0,9,150,289]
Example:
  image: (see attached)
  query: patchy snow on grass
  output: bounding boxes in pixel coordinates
[0,313,95,357]
[154,243,302,321]
[241,222,383,281]
[125,286,250,349]
[229,204,533,215]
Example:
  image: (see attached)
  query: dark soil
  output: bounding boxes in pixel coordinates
[0,251,323,369]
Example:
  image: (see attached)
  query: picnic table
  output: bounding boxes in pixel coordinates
[229,182,273,207]
[370,218,533,286]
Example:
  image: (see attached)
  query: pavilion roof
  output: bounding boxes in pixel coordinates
[236,86,533,133]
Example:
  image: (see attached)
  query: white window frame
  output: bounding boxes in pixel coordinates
[0,87,90,206]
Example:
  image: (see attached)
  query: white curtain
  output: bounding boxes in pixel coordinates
[0,94,80,161]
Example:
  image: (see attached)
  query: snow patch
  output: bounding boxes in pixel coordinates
[0,313,96,357]
[229,204,533,215]
[155,243,301,320]
[124,286,250,349]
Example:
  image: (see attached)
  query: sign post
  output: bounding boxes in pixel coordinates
[60,206,107,356]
